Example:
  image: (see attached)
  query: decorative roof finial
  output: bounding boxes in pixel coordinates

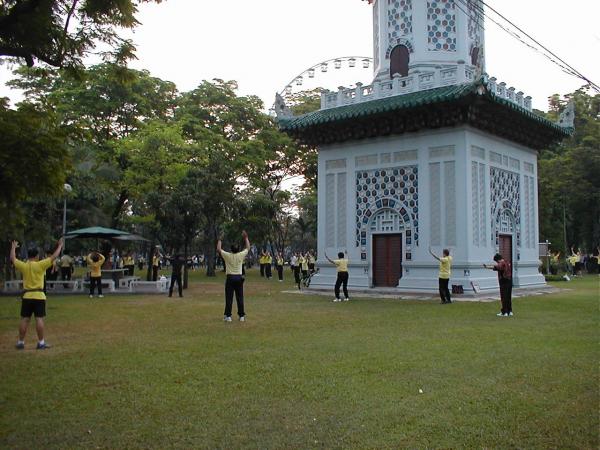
[558,100,575,129]
[274,93,293,119]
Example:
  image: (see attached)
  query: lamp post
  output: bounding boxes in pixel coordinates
[62,183,72,254]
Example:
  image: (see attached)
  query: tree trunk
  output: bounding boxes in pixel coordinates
[146,239,155,281]
[183,239,189,289]
[204,222,217,277]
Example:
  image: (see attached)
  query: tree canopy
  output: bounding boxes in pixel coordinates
[0,0,162,68]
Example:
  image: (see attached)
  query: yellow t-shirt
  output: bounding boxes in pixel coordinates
[14,258,53,300]
[221,249,248,275]
[87,254,106,277]
[438,256,452,279]
[266,255,272,264]
[568,255,578,266]
[59,255,73,268]
[334,258,349,272]
[276,257,284,266]
[152,256,159,267]
[300,257,309,271]
[123,256,134,266]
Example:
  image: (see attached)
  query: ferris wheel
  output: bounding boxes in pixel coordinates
[273,56,374,113]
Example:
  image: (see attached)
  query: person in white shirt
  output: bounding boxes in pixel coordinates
[217,231,251,322]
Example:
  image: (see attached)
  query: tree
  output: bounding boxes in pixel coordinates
[0,99,70,279]
[538,88,600,253]
[121,120,188,279]
[0,0,162,68]
[8,63,179,227]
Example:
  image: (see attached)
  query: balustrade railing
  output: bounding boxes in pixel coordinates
[319,65,532,112]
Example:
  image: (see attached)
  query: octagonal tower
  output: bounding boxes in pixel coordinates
[372,0,485,82]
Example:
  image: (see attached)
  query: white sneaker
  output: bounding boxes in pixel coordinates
[239,316,245,322]
[508,312,514,317]
[98,295,104,298]
[344,297,350,302]
[333,298,340,302]
[224,316,232,322]
[89,295,93,298]
[496,312,507,317]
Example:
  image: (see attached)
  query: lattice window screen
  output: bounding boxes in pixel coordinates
[444,161,456,246]
[471,162,480,246]
[326,174,335,247]
[430,163,441,245]
[337,173,347,247]
[478,163,486,246]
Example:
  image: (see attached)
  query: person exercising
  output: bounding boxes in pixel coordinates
[10,238,63,350]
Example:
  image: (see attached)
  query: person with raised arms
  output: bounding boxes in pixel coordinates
[429,247,453,304]
[217,231,251,323]
[324,250,350,302]
[276,252,285,282]
[87,250,106,298]
[10,238,63,350]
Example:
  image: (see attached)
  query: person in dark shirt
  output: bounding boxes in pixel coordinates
[168,254,185,298]
[484,253,513,317]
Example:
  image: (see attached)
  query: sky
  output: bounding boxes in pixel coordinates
[1,0,599,112]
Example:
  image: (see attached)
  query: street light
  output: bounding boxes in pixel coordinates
[62,183,72,254]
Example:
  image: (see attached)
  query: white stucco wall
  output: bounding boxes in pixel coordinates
[313,125,545,294]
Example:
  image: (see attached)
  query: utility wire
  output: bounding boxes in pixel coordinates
[454,0,599,92]
[454,0,581,81]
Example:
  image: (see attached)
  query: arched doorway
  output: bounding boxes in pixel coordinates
[496,209,515,276]
[370,209,407,287]
[389,45,410,78]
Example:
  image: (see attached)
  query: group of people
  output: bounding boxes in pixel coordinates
[12,227,574,350]
[289,251,316,289]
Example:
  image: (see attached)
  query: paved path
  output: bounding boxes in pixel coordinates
[283,285,565,302]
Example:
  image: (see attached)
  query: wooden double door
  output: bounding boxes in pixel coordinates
[373,234,402,287]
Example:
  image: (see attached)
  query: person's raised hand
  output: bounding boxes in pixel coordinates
[241,230,248,239]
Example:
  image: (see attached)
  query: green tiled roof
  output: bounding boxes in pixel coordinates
[279,83,476,130]
[278,80,571,137]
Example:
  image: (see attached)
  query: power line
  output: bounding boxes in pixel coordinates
[454,0,600,92]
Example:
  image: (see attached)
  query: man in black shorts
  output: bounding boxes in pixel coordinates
[10,238,63,350]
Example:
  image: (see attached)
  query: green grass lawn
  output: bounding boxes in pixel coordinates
[0,270,598,449]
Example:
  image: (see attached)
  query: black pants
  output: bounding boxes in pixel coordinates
[334,272,349,299]
[90,276,103,296]
[260,264,265,277]
[301,270,308,284]
[277,265,283,281]
[266,264,272,278]
[225,275,245,317]
[152,265,158,281]
[126,265,134,276]
[169,273,183,297]
[61,267,72,287]
[499,278,512,314]
[294,266,301,286]
[439,278,451,303]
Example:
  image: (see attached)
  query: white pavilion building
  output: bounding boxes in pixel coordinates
[278,0,572,293]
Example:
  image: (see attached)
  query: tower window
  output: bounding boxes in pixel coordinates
[390,45,410,78]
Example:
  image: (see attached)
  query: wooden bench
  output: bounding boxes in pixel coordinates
[129,279,169,293]
[4,280,23,293]
[118,276,141,289]
[45,280,79,292]
[79,279,116,293]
